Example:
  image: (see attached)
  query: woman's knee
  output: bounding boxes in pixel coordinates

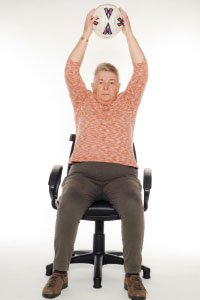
[116,188,143,219]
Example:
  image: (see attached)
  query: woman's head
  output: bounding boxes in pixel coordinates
[91,63,120,102]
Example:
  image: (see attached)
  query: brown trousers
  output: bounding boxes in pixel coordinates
[53,161,144,273]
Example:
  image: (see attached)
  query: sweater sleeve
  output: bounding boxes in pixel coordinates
[123,60,148,111]
[64,59,91,111]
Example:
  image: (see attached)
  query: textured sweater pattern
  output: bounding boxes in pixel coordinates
[65,59,148,168]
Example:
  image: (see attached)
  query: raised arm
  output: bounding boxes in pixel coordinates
[65,9,99,110]
[119,8,148,110]
[67,8,98,64]
[119,7,147,65]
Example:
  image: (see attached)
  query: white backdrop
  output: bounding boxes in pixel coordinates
[0,0,200,299]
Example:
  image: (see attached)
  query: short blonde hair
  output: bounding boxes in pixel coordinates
[94,62,120,82]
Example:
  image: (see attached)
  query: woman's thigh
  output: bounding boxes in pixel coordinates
[57,173,103,220]
[102,175,143,217]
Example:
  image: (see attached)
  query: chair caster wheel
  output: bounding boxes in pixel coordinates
[93,278,102,288]
[141,266,151,279]
[46,263,53,276]
[143,270,150,279]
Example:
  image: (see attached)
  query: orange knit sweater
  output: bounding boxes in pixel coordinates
[65,59,148,168]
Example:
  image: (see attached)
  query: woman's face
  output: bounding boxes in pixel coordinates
[92,71,120,102]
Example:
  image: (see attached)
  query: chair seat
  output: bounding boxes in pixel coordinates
[82,200,120,221]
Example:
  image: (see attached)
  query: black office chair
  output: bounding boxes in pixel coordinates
[46,133,152,288]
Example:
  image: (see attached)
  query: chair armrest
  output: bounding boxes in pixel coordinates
[143,168,152,211]
[48,165,63,209]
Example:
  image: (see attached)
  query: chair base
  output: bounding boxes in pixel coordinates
[45,220,151,288]
[46,250,150,288]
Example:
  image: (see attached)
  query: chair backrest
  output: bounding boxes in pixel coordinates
[67,133,137,175]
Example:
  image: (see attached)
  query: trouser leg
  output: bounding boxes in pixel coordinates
[103,173,144,273]
[53,173,101,272]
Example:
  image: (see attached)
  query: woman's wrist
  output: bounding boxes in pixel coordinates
[80,36,89,42]
[82,29,92,40]
[123,27,133,38]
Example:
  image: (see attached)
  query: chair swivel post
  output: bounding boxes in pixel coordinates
[93,221,105,254]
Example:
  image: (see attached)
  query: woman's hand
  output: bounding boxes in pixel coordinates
[119,7,132,36]
[67,8,99,64]
[82,8,99,39]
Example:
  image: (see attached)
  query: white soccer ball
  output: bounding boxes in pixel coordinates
[93,4,124,39]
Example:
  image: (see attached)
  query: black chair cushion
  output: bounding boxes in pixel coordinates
[82,200,120,221]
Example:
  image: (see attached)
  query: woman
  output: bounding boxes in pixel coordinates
[42,7,148,300]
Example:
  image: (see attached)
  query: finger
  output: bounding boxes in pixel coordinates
[119,7,128,19]
[119,7,127,14]
[90,15,98,20]
[91,16,99,20]
[89,15,99,25]
[87,8,95,17]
